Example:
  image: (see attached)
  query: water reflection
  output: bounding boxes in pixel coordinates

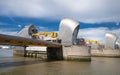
[0,59,44,68]
[0,50,120,75]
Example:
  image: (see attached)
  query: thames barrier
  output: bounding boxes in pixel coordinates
[0,18,91,61]
[0,18,120,61]
[0,18,120,75]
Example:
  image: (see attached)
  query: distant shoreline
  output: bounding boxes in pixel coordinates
[0,49,13,57]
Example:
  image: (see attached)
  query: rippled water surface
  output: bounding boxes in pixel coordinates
[0,50,120,75]
[0,57,120,75]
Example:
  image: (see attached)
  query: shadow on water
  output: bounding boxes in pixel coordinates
[0,49,46,68]
[0,59,45,68]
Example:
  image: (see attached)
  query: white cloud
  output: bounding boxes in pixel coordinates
[0,0,120,23]
[18,25,22,28]
[78,27,120,43]
[37,26,49,32]
[0,28,18,35]
[0,31,17,35]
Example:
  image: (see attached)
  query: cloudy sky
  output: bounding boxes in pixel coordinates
[0,0,120,43]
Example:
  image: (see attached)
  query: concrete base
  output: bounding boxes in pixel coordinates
[91,49,120,57]
[13,46,25,57]
[63,45,91,61]
[13,46,91,61]
[14,46,63,61]
[47,46,63,61]
[13,50,24,57]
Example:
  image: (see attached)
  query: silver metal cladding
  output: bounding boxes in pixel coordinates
[58,18,80,46]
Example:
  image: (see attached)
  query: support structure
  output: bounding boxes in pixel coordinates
[47,46,63,60]
[62,46,91,61]
[24,46,27,57]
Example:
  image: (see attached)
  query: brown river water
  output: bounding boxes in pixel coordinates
[0,50,120,75]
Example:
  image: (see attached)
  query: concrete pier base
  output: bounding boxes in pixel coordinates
[13,45,91,61]
[63,46,91,61]
[91,49,120,57]
[47,46,63,61]
[13,50,25,57]
[13,46,24,56]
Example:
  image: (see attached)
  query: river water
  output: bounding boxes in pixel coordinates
[0,50,120,75]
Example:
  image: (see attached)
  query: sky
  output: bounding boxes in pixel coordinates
[0,0,120,43]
